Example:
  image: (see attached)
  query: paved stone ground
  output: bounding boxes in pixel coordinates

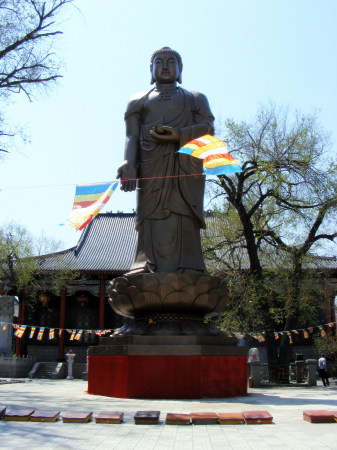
[0,379,336,449]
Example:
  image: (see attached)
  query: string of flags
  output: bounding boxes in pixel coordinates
[68,135,241,230]
[1,320,335,343]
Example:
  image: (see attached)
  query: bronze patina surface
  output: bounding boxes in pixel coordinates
[111,48,227,335]
[117,47,214,275]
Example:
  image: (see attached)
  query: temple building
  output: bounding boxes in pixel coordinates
[16,213,136,362]
[12,212,337,363]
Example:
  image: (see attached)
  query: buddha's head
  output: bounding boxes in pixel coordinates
[150,47,183,84]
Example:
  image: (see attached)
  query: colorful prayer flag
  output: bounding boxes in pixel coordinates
[303,330,309,339]
[74,330,83,341]
[37,327,45,340]
[287,332,293,344]
[70,330,76,340]
[68,182,118,231]
[318,326,326,337]
[178,134,242,175]
[14,325,26,338]
[49,328,55,340]
[29,327,36,339]
[2,323,7,331]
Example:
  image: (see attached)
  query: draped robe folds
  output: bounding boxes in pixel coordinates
[125,87,215,274]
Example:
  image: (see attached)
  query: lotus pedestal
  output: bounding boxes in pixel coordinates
[87,273,248,399]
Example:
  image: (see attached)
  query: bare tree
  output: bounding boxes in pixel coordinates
[205,104,337,365]
[0,0,75,154]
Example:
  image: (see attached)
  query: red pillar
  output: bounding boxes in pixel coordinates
[58,286,67,359]
[15,299,25,356]
[99,276,107,329]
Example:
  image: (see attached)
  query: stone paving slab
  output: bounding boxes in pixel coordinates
[0,379,336,449]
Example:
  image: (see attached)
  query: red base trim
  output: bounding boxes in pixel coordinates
[87,355,247,399]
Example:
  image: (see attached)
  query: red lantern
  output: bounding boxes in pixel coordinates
[76,294,89,305]
[38,293,51,305]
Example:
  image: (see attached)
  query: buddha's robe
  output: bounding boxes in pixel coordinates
[125,86,214,273]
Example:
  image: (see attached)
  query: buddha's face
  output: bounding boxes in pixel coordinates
[151,53,180,84]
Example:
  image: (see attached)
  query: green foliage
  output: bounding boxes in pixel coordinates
[0,222,77,304]
[314,335,337,376]
[0,222,38,290]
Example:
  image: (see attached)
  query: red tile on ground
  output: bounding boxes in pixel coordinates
[62,412,93,423]
[190,412,219,425]
[218,412,245,425]
[134,410,160,424]
[303,410,335,423]
[165,413,191,425]
[242,410,273,424]
[95,412,124,424]
[30,411,60,422]
[4,409,35,421]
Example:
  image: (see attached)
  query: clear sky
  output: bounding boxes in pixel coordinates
[1,0,336,252]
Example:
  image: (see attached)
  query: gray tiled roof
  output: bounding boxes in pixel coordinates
[38,213,337,275]
[38,213,137,274]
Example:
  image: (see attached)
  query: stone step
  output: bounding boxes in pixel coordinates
[32,362,59,379]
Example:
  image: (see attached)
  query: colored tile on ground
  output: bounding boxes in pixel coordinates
[4,409,35,421]
[95,412,124,423]
[242,410,273,424]
[218,412,245,424]
[190,412,219,425]
[134,410,160,424]
[303,410,335,423]
[62,412,93,423]
[30,411,60,422]
[165,413,191,425]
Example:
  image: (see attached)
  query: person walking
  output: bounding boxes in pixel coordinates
[318,355,330,386]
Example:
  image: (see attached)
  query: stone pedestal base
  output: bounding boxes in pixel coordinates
[87,335,248,399]
[108,273,228,336]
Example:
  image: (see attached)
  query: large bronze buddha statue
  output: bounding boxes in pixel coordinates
[117,47,215,274]
[109,48,227,335]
